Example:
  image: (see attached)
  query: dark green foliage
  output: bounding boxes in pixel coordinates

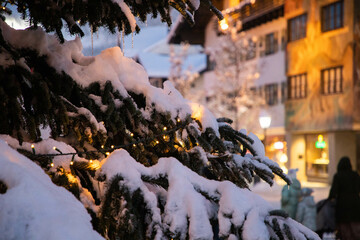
[272,218,285,240]
[50,167,81,199]
[0,0,222,43]
[269,209,289,219]
[99,175,150,240]
[0,180,7,194]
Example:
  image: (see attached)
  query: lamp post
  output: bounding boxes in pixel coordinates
[259,111,271,148]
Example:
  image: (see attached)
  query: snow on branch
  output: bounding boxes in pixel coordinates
[0,140,103,240]
[97,149,319,240]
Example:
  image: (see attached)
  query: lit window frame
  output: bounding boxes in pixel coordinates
[321,66,343,95]
[288,73,307,99]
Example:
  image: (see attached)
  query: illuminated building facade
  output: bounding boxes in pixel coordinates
[285,0,360,183]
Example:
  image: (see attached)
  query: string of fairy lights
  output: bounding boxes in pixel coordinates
[28,117,190,167]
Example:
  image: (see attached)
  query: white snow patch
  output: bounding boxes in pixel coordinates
[0,140,103,240]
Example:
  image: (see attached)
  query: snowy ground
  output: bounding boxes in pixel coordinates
[250,179,330,209]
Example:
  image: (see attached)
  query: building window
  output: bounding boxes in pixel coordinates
[281,81,287,103]
[288,14,307,42]
[288,73,307,99]
[281,28,287,51]
[264,83,278,106]
[321,0,343,32]
[321,66,343,95]
[265,32,278,55]
[206,54,216,71]
[246,38,257,60]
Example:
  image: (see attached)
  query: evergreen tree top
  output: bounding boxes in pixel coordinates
[0,0,223,42]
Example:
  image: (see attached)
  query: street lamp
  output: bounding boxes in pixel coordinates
[259,111,271,146]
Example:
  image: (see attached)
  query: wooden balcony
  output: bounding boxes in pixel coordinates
[227,0,285,31]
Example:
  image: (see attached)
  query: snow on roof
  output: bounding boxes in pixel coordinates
[144,38,203,55]
[137,51,206,79]
[123,25,207,79]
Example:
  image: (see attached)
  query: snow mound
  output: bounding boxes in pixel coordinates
[0,140,103,240]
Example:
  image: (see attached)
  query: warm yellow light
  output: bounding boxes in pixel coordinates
[133,144,136,147]
[274,141,284,150]
[250,0,256,4]
[280,154,288,163]
[53,146,57,150]
[31,144,35,149]
[177,118,181,123]
[190,103,205,121]
[70,161,74,165]
[90,159,93,163]
[106,152,110,156]
[111,145,114,149]
[130,133,134,137]
[318,134,323,142]
[101,145,104,149]
[155,140,159,144]
[89,161,101,170]
[67,173,77,183]
[50,162,54,167]
[163,127,167,131]
[178,139,185,148]
[219,19,229,31]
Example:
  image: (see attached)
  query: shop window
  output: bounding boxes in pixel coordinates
[265,32,278,55]
[288,73,307,99]
[306,134,329,179]
[264,83,278,106]
[321,66,343,95]
[321,0,343,32]
[288,14,307,42]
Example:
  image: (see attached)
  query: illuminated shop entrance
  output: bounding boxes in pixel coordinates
[306,134,329,179]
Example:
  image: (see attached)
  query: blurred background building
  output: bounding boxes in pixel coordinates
[168,0,360,184]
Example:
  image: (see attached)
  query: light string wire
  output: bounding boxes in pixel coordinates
[29,119,190,158]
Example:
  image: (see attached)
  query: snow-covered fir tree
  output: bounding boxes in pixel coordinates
[0,1,320,239]
[206,18,264,132]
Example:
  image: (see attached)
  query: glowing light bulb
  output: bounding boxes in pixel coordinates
[90,159,93,163]
[50,162,54,167]
[70,161,74,165]
[219,19,229,31]
[53,146,56,150]
[106,152,110,156]
[177,118,181,123]
[31,144,35,149]
[111,145,114,149]
[156,140,159,144]
[133,144,136,147]
[101,145,104,149]
[163,127,167,131]
[130,133,134,137]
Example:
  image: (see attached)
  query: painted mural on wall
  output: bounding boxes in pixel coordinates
[353,1,360,125]
[285,0,356,131]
